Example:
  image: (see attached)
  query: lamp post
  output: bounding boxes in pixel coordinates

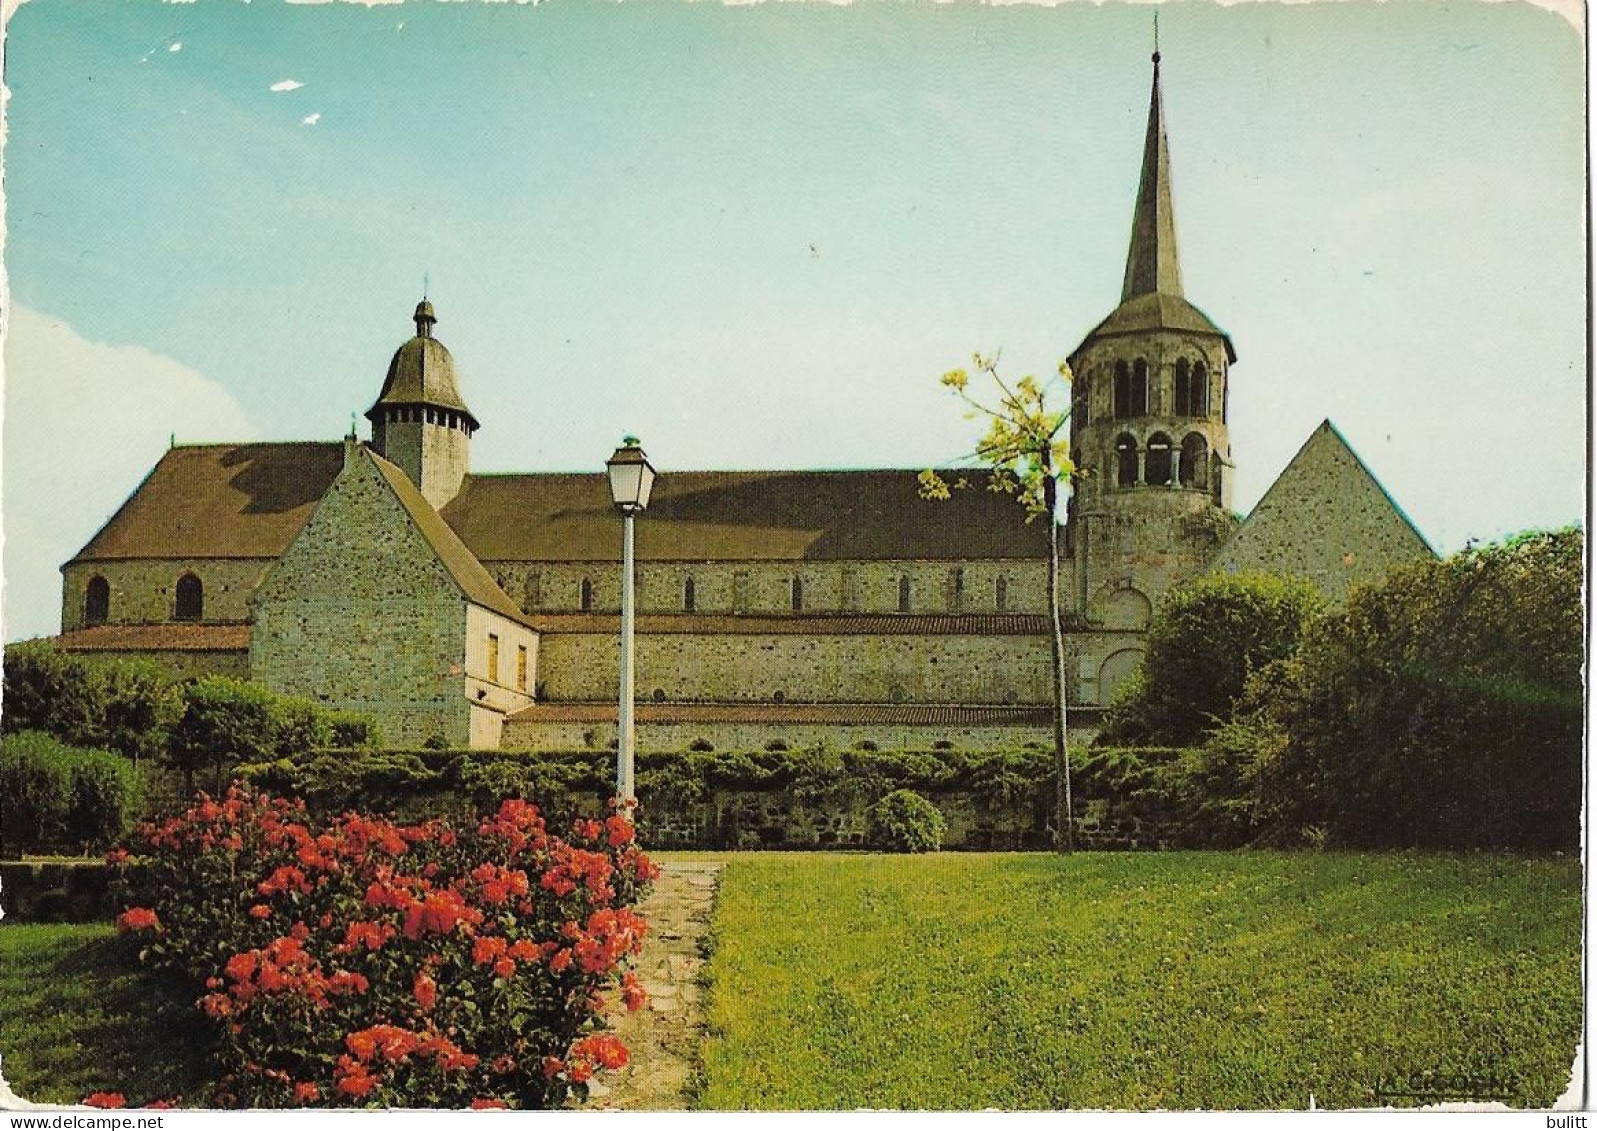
[605,436,656,809]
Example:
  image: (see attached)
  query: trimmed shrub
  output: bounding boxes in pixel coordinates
[167,678,281,794]
[2,645,181,764]
[109,787,658,1109]
[865,789,945,853]
[327,713,381,750]
[0,731,143,856]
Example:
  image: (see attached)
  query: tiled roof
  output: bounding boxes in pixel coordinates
[70,443,345,563]
[442,468,1050,563]
[526,613,1055,636]
[507,702,1057,726]
[363,449,536,629]
[56,623,251,652]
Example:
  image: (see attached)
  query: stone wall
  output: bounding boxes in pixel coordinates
[61,559,273,630]
[485,558,1057,617]
[534,630,1055,705]
[1209,421,1435,604]
[250,446,474,747]
[463,604,537,748]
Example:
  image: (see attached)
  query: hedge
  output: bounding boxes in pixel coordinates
[238,745,1202,851]
[0,731,144,857]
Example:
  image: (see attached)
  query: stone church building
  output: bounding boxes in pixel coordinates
[54,56,1433,751]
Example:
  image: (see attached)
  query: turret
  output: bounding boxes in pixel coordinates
[1065,51,1236,625]
[367,300,478,510]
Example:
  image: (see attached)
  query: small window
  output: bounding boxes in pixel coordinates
[579,578,593,612]
[1146,432,1173,486]
[488,634,500,684]
[790,576,804,613]
[1115,434,1139,487]
[174,573,203,621]
[85,575,110,626]
[995,575,1008,612]
[1192,362,1209,417]
[1131,359,1149,416]
[1114,360,1132,419]
[684,575,697,613]
[1174,359,1192,417]
[1179,433,1210,489]
[516,644,528,692]
[897,575,911,613]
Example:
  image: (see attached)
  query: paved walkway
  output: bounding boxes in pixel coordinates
[583,861,722,1111]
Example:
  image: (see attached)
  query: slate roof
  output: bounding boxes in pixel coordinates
[57,624,251,652]
[1069,56,1236,364]
[69,443,345,564]
[366,302,477,426]
[361,448,537,629]
[442,468,1049,562]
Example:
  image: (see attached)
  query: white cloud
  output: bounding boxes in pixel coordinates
[270,79,305,93]
[301,112,322,126]
[1,306,258,642]
[168,41,183,52]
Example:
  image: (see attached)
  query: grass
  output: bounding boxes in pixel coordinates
[696,852,1583,1111]
[0,923,212,1106]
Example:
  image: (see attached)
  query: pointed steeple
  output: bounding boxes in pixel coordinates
[1120,50,1183,303]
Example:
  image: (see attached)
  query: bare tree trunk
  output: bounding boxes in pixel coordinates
[1043,464,1074,853]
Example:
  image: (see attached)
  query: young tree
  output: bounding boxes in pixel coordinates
[919,352,1075,850]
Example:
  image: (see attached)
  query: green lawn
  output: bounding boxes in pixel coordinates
[697,852,1583,1110]
[0,923,212,1106]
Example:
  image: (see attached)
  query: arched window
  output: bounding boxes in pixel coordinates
[579,577,593,612]
[1131,359,1149,416]
[85,575,110,626]
[1113,360,1132,419]
[1179,433,1209,488]
[683,575,696,613]
[1174,359,1191,417]
[174,573,203,621]
[1146,432,1173,486]
[791,576,804,612]
[1192,361,1209,417]
[1115,433,1139,487]
[995,575,1008,612]
[951,567,965,610]
[897,575,911,613]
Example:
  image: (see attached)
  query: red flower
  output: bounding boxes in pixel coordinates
[142,1099,177,1110]
[571,1034,629,1071]
[490,1055,516,1074]
[105,848,130,865]
[83,1093,126,1109]
[621,973,647,1012]
[248,903,272,920]
[470,1098,509,1110]
[335,1069,377,1099]
[115,907,160,933]
[493,957,516,979]
[541,1057,564,1079]
[293,1082,321,1103]
[549,948,573,974]
[414,971,437,1011]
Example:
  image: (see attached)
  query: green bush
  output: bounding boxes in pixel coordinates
[166,678,281,793]
[1253,528,1584,849]
[0,731,143,856]
[865,789,946,853]
[2,645,181,764]
[1097,572,1323,747]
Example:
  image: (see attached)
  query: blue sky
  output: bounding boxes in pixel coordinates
[2,0,1586,641]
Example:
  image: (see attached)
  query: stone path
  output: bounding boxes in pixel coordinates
[583,861,722,1111]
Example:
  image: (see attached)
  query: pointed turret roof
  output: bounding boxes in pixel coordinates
[1121,51,1182,303]
[366,300,479,428]
[1071,52,1234,363]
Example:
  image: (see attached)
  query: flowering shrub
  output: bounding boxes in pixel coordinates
[109,787,657,1109]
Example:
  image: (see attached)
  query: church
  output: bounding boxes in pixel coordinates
[53,55,1434,752]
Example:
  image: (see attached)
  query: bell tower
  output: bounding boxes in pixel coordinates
[367,300,479,510]
[1066,50,1236,628]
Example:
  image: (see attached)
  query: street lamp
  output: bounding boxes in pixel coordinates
[605,436,656,808]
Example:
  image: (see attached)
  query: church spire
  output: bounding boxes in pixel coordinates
[1120,49,1184,303]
